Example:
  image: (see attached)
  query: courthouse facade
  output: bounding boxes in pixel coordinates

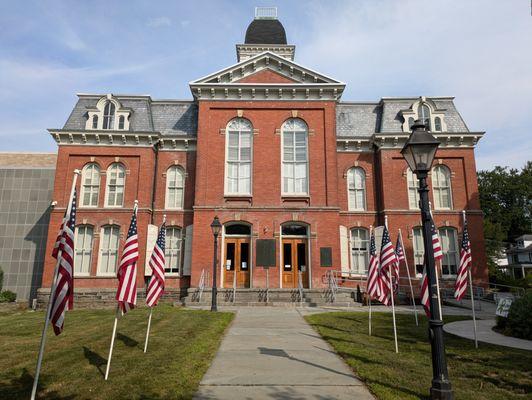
[41,10,488,299]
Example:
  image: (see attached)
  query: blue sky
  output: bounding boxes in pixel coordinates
[0,0,530,170]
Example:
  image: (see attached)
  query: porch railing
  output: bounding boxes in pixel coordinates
[298,271,304,306]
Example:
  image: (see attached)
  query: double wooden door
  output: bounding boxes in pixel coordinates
[282,239,309,288]
[223,238,250,288]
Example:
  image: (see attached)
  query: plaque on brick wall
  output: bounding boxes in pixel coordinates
[320,247,332,267]
[256,239,276,268]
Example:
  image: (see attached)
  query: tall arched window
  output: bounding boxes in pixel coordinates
[434,117,442,132]
[347,167,366,211]
[282,118,308,195]
[412,227,424,276]
[165,227,182,274]
[102,101,116,129]
[98,225,120,275]
[74,225,93,276]
[350,228,369,274]
[92,115,98,129]
[439,227,459,277]
[165,166,185,209]
[105,163,125,207]
[407,168,419,210]
[432,165,452,209]
[418,103,431,129]
[225,118,252,195]
[80,163,100,207]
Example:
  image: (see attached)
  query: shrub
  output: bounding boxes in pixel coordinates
[0,290,16,303]
[506,291,532,340]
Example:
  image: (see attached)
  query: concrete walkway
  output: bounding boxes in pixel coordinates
[444,319,532,351]
[194,307,374,400]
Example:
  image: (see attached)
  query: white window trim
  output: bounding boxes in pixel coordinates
[165,166,185,210]
[281,119,309,196]
[74,225,93,277]
[407,168,420,210]
[347,167,366,211]
[80,163,101,208]
[224,118,253,196]
[85,95,131,131]
[439,228,459,279]
[96,225,120,277]
[104,163,126,208]
[165,227,183,276]
[432,165,453,210]
[412,227,424,278]
[348,228,369,276]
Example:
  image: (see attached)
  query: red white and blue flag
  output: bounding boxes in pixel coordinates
[146,222,166,307]
[379,227,398,306]
[420,220,443,317]
[454,220,472,301]
[366,230,381,300]
[50,189,77,335]
[116,208,139,314]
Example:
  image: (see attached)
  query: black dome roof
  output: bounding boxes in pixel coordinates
[245,19,287,45]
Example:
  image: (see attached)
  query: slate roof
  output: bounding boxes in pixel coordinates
[336,103,380,137]
[151,102,197,136]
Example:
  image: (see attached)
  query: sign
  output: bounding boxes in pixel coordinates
[320,247,332,267]
[495,297,513,318]
[226,260,232,270]
[256,239,276,268]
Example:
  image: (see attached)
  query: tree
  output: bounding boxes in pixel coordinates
[478,162,532,274]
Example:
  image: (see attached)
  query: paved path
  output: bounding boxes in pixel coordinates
[444,319,532,351]
[194,307,374,400]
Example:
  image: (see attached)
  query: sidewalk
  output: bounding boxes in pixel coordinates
[444,319,532,351]
[194,307,374,399]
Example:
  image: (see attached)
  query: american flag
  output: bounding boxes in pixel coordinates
[146,222,166,307]
[431,221,443,261]
[420,221,444,317]
[116,208,139,314]
[379,226,398,306]
[366,230,380,300]
[50,190,77,335]
[454,220,472,301]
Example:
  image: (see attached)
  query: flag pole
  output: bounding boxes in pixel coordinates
[368,225,373,336]
[144,213,165,353]
[429,202,443,320]
[399,229,418,326]
[105,306,120,380]
[463,210,478,349]
[31,170,80,400]
[385,216,398,353]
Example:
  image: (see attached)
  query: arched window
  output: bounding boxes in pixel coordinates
[102,101,116,130]
[439,227,459,277]
[434,117,442,132]
[282,118,308,195]
[118,115,125,130]
[225,118,252,195]
[98,225,120,275]
[165,166,185,209]
[225,224,251,235]
[92,115,98,129]
[347,167,366,211]
[165,227,182,274]
[80,163,100,207]
[432,165,452,209]
[412,227,424,277]
[407,168,419,209]
[74,225,93,276]
[105,163,125,207]
[418,103,431,130]
[350,228,369,274]
[282,223,308,236]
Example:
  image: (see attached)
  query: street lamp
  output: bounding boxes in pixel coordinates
[401,120,454,400]
[210,216,222,312]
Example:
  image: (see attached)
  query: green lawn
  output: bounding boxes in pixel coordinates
[305,312,531,400]
[0,305,233,400]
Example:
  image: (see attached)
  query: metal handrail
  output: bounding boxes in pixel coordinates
[298,271,304,306]
[198,269,205,302]
[326,270,339,303]
[232,272,237,303]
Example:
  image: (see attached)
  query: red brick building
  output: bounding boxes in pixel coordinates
[41,10,487,302]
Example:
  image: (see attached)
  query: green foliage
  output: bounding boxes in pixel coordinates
[0,290,16,303]
[478,162,532,279]
[506,291,532,340]
[0,267,3,292]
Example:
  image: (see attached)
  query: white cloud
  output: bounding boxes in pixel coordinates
[147,16,172,28]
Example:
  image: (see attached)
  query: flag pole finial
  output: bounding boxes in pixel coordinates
[163,214,167,223]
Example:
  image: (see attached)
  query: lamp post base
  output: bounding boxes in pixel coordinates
[430,386,453,400]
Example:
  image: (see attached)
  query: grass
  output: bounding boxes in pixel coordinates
[305,312,532,400]
[0,305,233,400]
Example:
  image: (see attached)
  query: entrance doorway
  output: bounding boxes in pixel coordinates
[223,224,251,288]
[282,239,309,288]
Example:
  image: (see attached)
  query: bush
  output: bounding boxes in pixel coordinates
[506,291,532,340]
[0,290,16,303]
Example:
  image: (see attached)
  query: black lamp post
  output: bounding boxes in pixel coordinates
[401,120,453,400]
[210,216,222,312]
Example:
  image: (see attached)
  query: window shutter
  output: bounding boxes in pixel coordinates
[144,224,158,276]
[339,225,349,276]
[182,225,193,276]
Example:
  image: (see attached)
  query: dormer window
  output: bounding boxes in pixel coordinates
[418,103,431,130]
[85,95,131,131]
[401,98,447,133]
[102,102,115,130]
